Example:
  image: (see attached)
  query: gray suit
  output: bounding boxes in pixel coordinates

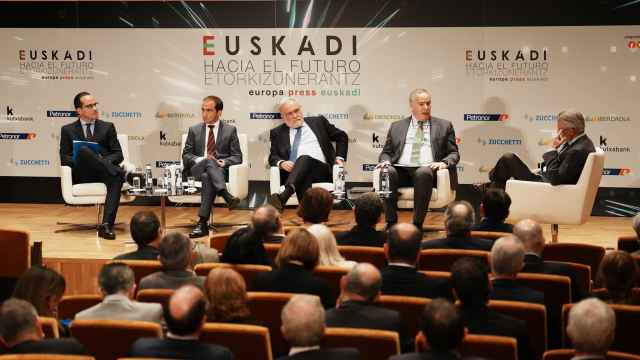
[138,270,205,291]
[74,294,163,324]
[182,121,242,219]
[379,116,460,226]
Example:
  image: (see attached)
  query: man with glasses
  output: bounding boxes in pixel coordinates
[480,110,595,190]
[267,97,348,211]
[377,88,460,230]
[59,92,126,240]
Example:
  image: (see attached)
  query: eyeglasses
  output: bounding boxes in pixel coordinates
[82,102,99,109]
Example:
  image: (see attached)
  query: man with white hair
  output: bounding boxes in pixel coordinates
[631,213,640,256]
[267,98,348,211]
[489,236,544,304]
[480,110,595,190]
[516,218,584,300]
[278,294,360,360]
[566,298,616,359]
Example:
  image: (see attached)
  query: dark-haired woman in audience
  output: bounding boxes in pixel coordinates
[593,250,640,305]
[12,265,68,335]
[252,229,335,308]
[297,187,333,225]
[221,226,272,266]
[205,268,261,325]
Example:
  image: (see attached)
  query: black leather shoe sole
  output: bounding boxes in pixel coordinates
[189,225,209,238]
[98,226,116,240]
[227,196,241,210]
[268,193,284,212]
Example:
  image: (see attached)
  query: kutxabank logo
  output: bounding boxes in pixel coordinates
[3,106,34,122]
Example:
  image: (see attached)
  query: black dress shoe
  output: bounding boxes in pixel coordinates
[227,196,241,210]
[189,222,209,238]
[267,193,284,212]
[98,223,116,240]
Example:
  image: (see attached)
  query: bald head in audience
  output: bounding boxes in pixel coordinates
[567,298,615,357]
[339,263,382,303]
[513,219,545,255]
[444,201,475,237]
[252,204,282,236]
[490,236,525,279]
[386,223,422,265]
[281,294,325,347]
[164,285,207,337]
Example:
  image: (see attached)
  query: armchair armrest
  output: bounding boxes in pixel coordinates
[227,163,249,199]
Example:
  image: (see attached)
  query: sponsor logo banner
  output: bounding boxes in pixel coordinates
[603,168,632,176]
[46,110,78,118]
[18,48,96,80]
[0,132,36,140]
[464,113,509,122]
[250,112,281,120]
[156,160,181,168]
[2,106,34,122]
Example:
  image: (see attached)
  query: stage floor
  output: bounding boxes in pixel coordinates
[0,203,634,294]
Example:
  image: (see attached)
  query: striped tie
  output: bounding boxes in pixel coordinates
[207,125,216,158]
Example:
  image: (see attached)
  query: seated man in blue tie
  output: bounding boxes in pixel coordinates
[182,96,242,238]
[267,97,348,211]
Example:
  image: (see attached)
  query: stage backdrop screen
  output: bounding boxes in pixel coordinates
[1,27,638,187]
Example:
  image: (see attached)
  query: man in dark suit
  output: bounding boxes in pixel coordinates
[59,91,125,239]
[566,299,615,360]
[114,211,161,260]
[422,201,493,251]
[267,97,348,211]
[221,205,280,265]
[325,263,409,352]
[130,284,233,359]
[515,218,584,300]
[183,95,242,238]
[482,110,596,190]
[489,236,545,305]
[390,299,485,360]
[336,192,386,247]
[0,298,88,355]
[471,189,513,233]
[378,89,460,229]
[277,294,360,360]
[450,258,533,360]
[382,223,451,299]
[138,232,205,290]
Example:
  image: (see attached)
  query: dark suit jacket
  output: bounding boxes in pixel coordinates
[276,348,360,360]
[114,245,160,261]
[182,121,242,177]
[390,351,485,360]
[540,134,596,185]
[336,226,386,247]
[253,262,335,308]
[130,337,233,360]
[522,253,584,301]
[381,265,452,300]
[490,278,545,305]
[221,227,272,266]
[421,235,493,251]
[2,339,88,355]
[460,305,532,360]
[325,300,408,352]
[59,119,123,178]
[471,218,513,233]
[138,270,205,290]
[268,116,348,166]
[379,116,460,189]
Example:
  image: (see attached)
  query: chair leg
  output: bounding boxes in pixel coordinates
[55,204,124,233]
[551,224,559,243]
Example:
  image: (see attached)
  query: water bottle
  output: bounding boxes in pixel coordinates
[334,164,346,200]
[175,166,183,195]
[144,164,153,194]
[379,164,391,198]
[164,167,172,194]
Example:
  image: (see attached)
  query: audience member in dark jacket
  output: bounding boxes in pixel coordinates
[277,294,360,360]
[471,188,513,233]
[253,229,334,308]
[0,298,88,356]
[515,219,585,300]
[389,299,486,360]
[325,263,409,352]
[336,192,386,247]
[422,201,492,251]
[114,211,162,260]
[489,236,545,305]
[381,223,452,299]
[450,258,533,360]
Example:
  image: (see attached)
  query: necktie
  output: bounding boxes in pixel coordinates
[85,123,93,140]
[289,127,302,162]
[207,125,217,158]
[410,121,424,165]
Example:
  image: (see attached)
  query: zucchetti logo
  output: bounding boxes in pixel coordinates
[477,137,522,146]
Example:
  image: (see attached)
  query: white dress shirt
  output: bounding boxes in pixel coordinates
[289,122,326,164]
[396,115,434,166]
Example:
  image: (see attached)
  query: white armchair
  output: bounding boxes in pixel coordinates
[269,164,342,206]
[506,147,605,242]
[168,133,249,208]
[372,167,456,209]
[57,133,136,232]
